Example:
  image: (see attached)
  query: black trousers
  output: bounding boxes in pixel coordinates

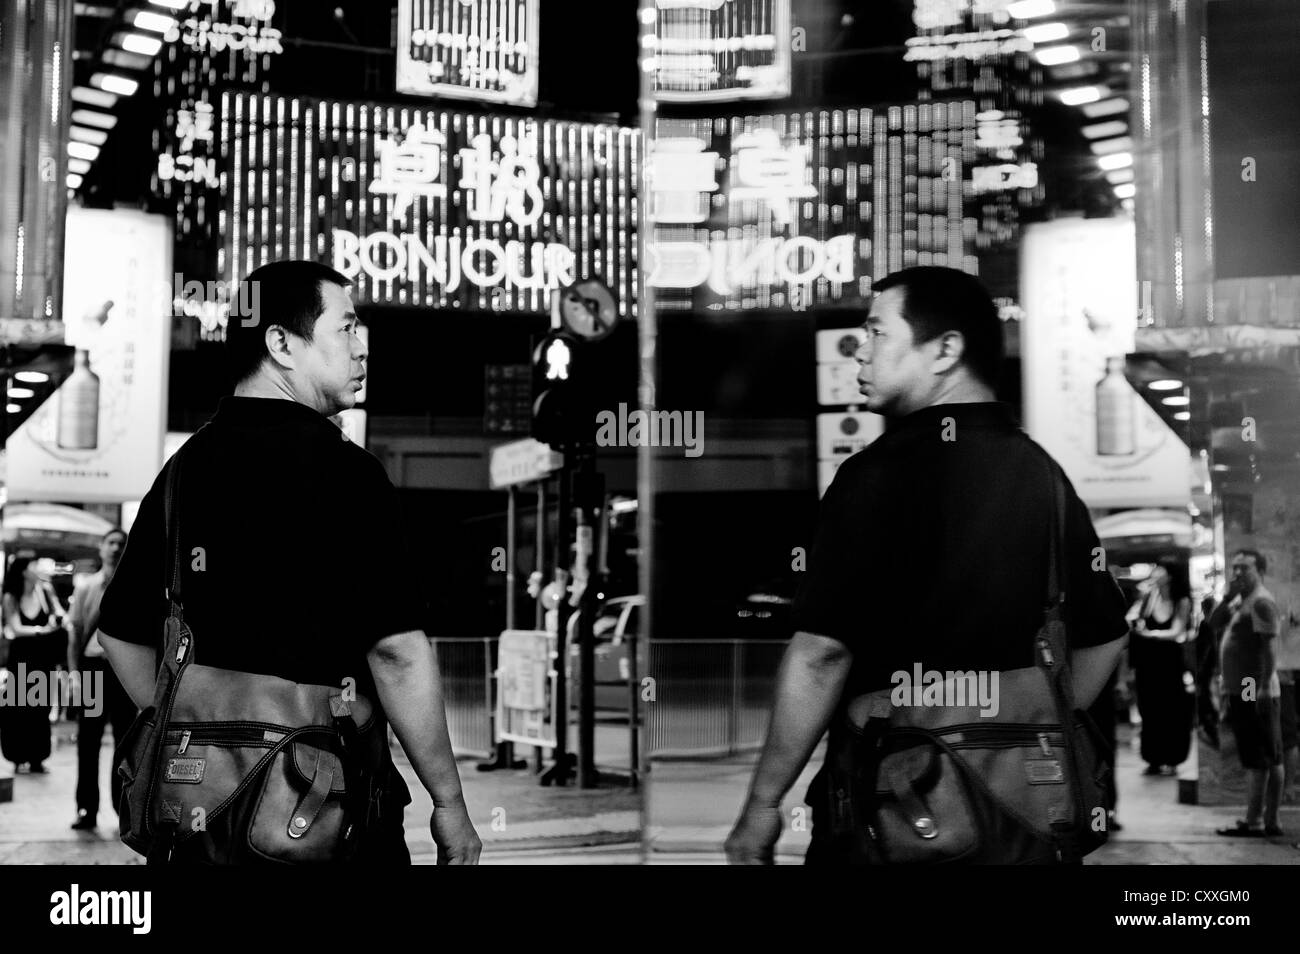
[75,658,138,818]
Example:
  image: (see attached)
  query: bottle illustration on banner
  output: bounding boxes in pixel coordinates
[57,349,100,450]
[1095,355,1135,456]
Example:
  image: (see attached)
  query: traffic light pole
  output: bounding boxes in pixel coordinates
[540,459,574,786]
[575,450,604,789]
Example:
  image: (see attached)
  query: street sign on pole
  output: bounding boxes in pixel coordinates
[489,437,564,489]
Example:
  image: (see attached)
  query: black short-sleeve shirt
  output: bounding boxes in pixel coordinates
[98,397,428,696]
[792,402,1129,698]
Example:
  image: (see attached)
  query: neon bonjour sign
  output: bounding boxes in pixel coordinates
[332,231,575,292]
[223,92,637,313]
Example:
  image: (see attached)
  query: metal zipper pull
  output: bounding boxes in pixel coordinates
[175,633,190,664]
[178,730,191,755]
[1037,636,1055,668]
[1038,732,1053,756]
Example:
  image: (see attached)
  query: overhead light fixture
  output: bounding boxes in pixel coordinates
[1082,97,1129,119]
[70,125,109,146]
[71,109,117,130]
[91,72,139,96]
[1082,121,1128,140]
[1105,169,1134,184]
[1059,86,1102,106]
[1046,62,1098,81]
[1173,411,1191,421]
[1098,152,1133,170]
[5,403,20,414]
[1090,136,1134,155]
[118,31,164,55]
[104,49,154,71]
[67,157,92,174]
[149,0,190,9]
[1162,395,1190,407]
[1008,0,1056,17]
[1035,45,1079,66]
[71,85,117,108]
[7,387,35,399]
[14,371,49,384]
[1113,183,1136,199]
[131,10,177,33]
[68,141,100,161]
[1024,22,1069,44]
[1149,379,1183,391]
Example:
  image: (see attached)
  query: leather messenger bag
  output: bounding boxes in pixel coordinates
[115,443,400,864]
[824,462,1115,865]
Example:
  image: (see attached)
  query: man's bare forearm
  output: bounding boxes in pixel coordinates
[1072,635,1126,709]
[99,631,158,708]
[744,632,852,809]
[367,631,466,807]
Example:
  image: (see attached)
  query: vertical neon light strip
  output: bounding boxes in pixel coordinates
[439,107,449,308]
[580,123,591,300]
[232,93,243,281]
[1199,31,1214,323]
[288,98,298,265]
[303,101,313,263]
[274,97,284,263]
[261,95,271,268]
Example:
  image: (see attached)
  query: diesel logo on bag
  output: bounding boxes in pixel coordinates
[164,758,206,783]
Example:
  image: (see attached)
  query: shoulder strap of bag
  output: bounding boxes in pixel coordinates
[164,445,184,611]
[1038,459,1102,860]
[141,448,192,865]
[1039,459,1079,710]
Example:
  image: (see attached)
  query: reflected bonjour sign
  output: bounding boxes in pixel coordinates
[650,101,985,313]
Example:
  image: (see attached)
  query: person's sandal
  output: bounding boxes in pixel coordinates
[1215,820,1265,837]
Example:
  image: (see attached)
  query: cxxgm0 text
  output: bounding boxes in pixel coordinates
[1124,891,1250,904]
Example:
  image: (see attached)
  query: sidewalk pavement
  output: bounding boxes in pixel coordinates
[645,724,1300,864]
[0,720,640,865]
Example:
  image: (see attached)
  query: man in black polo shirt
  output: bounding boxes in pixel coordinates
[98,260,480,865]
[726,266,1129,864]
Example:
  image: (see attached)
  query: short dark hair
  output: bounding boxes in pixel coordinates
[225,260,351,387]
[871,266,1004,387]
[1233,548,1267,575]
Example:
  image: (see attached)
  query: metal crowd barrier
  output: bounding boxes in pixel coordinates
[645,639,789,759]
[430,637,496,759]
[431,635,790,763]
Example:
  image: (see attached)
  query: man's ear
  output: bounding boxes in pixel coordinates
[932,329,966,374]
[264,324,294,371]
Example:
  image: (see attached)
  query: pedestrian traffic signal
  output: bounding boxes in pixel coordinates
[531,331,585,446]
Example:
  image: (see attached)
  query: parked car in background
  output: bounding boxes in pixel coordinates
[567,594,642,713]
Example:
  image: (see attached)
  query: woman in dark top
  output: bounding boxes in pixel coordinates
[0,557,67,773]
[1127,560,1194,775]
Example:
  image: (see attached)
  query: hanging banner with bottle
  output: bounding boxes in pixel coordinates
[1021,217,1191,509]
[7,208,171,504]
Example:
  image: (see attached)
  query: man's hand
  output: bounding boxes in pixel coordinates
[725,801,783,865]
[430,799,481,865]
